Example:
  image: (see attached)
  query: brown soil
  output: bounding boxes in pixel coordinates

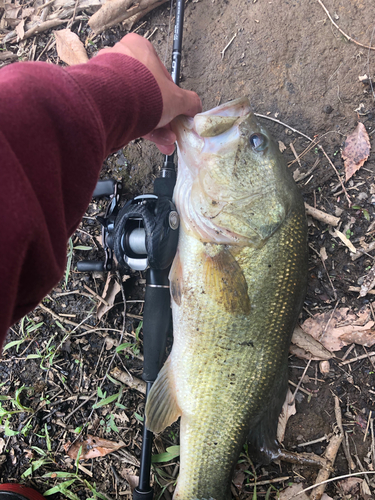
[2,0,375,499]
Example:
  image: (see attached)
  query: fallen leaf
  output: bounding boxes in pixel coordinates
[65,435,125,460]
[329,227,356,253]
[337,477,362,495]
[15,18,24,39]
[291,325,332,360]
[232,463,248,490]
[97,273,121,320]
[54,29,89,66]
[279,483,309,500]
[342,122,371,182]
[277,388,296,443]
[301,307,375,352]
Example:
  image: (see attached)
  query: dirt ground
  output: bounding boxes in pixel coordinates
[2,0,375,499]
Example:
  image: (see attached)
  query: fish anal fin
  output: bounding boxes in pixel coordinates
[169,251,183,306]
[203,247,251,315]
[145,358,181,434]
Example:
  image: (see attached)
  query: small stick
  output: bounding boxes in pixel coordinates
[248,476,291,487]
[38,302,94,331]
[132,20,147,33]
[293,435,329,448]
[289,142,303,170]
[351,241,375,261]
[146,26,158,40]
[290,359,312,404]
[364,410,372,442]
[341,351,375,366]
[304,203,339,226]
[220,33,237,59]
[83,284,110,307]
[316,0,375,51]
[288,379,317,397]
[348,286,375,295]
[309,396,343,500]
[110,367,146,395]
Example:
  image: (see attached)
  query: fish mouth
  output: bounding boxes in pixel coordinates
[171,97,252,171]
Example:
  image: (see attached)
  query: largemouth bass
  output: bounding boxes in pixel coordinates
[145,97,308,500]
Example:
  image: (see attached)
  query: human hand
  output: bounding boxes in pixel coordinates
[98,33,202,155]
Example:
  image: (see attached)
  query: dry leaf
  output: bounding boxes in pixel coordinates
[278,140,286,152]
[291,325,332,360]
[301,307,375,352]
[279,483,309,500]
[337,477,362,495]
[329,227,356,253]
[232,463,248,490]
[15,18,24,39]
[97,273,121,320]
[342,122,371,182]
[277,389,296,443]
[65,435,125,460]
[54,29,89,66]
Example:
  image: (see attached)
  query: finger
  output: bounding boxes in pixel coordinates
[155,143,176,155]
[143,128,176,147]
[178,89,202,117]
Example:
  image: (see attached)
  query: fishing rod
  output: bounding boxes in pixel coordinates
[77,1,185,498]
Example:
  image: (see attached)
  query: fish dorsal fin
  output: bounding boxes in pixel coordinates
[145,358,181,434]
[203,246,251,315]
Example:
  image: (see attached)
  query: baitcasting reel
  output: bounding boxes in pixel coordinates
[77,177,179,275]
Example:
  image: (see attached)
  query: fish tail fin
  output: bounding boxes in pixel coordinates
[247,363,288,464]
[145,358,181,434]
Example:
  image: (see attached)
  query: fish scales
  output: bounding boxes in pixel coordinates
[145,97,308,500]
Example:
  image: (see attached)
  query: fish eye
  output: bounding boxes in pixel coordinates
[249,133,267,151]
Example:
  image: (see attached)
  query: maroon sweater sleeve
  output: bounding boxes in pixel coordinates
[0,53,163,346]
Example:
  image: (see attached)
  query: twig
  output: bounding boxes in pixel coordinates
[341,351,375,366]
[110,367,146,395]
[364,410,372,442]
[348,286,375,295]
[64,392,97,421]
[290,359,312,404]
[83,284,109,307]
[38,302,94,331]
[305,203,339,226]
[288,379,317,398]
[220,33,237,59]
[308,243,337,300]
[294,472,375,498]
[67,0,80,29]
[289,142,303,170]
[309,395,343,500]
[293,435,329,448]
[351,241,375,261]
[316,0,375,51]
[248,476,290,487]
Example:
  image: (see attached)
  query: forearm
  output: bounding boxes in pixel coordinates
[0,54,162,345]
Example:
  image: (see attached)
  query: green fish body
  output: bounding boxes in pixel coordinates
[146,97,308,500]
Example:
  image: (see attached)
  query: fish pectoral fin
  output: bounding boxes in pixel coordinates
[169,250,182,306]
[145,358,181,434]
[203,247,251,315]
